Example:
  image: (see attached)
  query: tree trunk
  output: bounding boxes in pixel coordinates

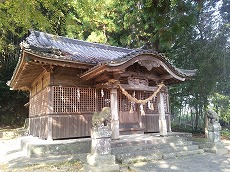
[195,104,199,130]
[191,109,194,129]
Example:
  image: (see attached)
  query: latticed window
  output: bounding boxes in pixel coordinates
[97,89,110,111]
[118,90,168,114]
[140,91,158,114]
[119,90,138,112]
[53,86,96,113]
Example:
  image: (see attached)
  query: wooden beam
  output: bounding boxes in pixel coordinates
[94,73,111,83]
[25,51,93,69]
[120,71,160,81]
[159,74,173,80]
[120,84,157,91]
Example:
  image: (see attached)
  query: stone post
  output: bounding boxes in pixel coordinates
[110,89,119,140]
[83,126,119,172]
[208,122,222,143]
[157,92,167,136]
[206,120,228,154]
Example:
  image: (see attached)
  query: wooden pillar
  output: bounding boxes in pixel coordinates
[47,86,53,141]
[47,115,53,141]
[166,91,172,132]
[110,88,119,139]
[157,91,167,136]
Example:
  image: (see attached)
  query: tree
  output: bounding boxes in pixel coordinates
[0,0,77,127]
[0,0,229,130]
[169,0,230,131]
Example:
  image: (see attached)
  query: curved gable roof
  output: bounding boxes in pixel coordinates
[25,30,132,64]
[10,30,196,90]
[80,50,196,83]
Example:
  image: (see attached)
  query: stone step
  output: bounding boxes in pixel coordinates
[115,144,199,161]
[163,149,204,159]
[193,141,229,155]
[116,147,204,164]
[20,137,91,158]
[111,141,193,155]
[112,136,189,148]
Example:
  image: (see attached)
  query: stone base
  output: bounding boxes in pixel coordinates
[159,119,167,136]
[83,163,119,172]
[83,154,119,172]
[87,154,116,166]
[204,142,229,155]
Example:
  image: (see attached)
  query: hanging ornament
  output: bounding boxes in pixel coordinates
[150,103,154,110]
[77,88,80,102]
[101,89,104,97]
[129,102,134,114]
[140,104,145,115]
[148,101,151,109]
[148,101,154,111]
[132,91,136,98]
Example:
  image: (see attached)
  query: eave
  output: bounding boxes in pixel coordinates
[80,52,196,85]
[9,50,94,90]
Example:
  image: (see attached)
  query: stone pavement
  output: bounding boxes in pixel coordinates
[129,153,230,172]
[0,136,230,172]
[129,139,230,172]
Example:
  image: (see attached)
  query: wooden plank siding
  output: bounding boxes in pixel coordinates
[29,116,48,139]
[141,113,170,132]
[28,79,171,139]
[29,87,50,117]
[52,114,92,139]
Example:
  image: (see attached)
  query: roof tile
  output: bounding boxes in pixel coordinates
[25,31,132,64]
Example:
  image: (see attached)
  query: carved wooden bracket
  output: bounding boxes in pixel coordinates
[128,77,149,86]
[138,60,161,71]
[42,65,54,73]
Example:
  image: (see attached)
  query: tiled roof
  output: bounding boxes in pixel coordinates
[22,30,196,78]
[107,49,197,77]
[24,30,133,64]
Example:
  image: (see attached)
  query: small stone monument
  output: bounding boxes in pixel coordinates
[83,107,119,172]
[207,109,221,142]
[205,109,228,154]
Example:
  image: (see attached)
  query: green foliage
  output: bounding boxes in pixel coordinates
[169,0,230,129]
[0,0,229,129]
[171,123,204,134]
[0,0,75,127]
[105,0,199,50]
[221,128,230,140]
[211,93,230,123]
[0,81,28,127]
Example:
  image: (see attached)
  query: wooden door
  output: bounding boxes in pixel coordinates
[118,91,141,131]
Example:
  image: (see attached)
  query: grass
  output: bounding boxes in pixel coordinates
[172,123,230,141]
[221,128,230,140]
[171,124,204,135]
[1,160,84,172]
[192,137,208,142]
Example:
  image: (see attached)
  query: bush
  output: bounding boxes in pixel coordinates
[171,123,204,134]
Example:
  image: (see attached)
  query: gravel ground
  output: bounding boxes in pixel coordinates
[129,153,230,172]
[0,161,84,172]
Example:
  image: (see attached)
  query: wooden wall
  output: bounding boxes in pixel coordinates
[29,116,48,139]
[141,113,171,132]
[52,67,90,87]
[29,87,51,117]
[28,66,172,139]
[29,114,93,139]
[51,114,92,139]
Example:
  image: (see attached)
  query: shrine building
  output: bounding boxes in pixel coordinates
[9,31,196,140]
